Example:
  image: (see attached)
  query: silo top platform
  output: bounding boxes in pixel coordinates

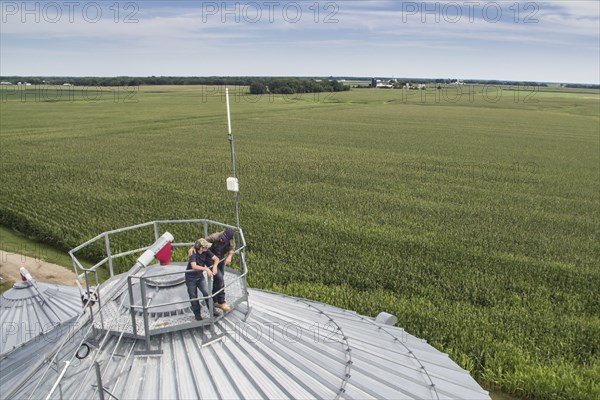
[66,220,250,341]
[91,263,247,339]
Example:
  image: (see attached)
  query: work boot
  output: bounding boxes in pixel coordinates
[195,314,203,321]
[215,303,231,312]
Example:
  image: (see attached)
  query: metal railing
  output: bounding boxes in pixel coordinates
[33,220,250,399]
[68,220,249,350]
[69,219,244,277]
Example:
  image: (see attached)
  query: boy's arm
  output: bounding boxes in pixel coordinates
[191,261,213,276]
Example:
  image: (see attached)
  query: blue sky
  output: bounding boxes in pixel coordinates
[1,1,599,83]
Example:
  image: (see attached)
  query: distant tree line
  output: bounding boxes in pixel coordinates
[0,76,351,93]
[563,83,600,89]
[249,79,349,95]
[4,75,596,90]
[462,80,549,87]
[0,76,259,86]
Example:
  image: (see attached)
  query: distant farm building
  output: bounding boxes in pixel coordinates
[371,78,394,89]
[406,83,427,90]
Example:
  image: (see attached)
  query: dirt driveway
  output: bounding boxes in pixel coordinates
[0,250,76,287]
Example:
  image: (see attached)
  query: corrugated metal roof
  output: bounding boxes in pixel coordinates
[12,266,490,400]
[1,281,81,355]
[0,281,82,398]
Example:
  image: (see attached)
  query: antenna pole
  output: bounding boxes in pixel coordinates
[226,88,240,228]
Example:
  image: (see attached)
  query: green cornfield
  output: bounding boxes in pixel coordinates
[1,85,599,399]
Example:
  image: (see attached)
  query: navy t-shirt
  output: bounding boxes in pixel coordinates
[186,249,215,280]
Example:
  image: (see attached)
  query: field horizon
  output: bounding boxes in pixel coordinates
[1,85,599,399]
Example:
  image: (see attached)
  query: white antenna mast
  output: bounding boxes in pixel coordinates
[225,88,240,228]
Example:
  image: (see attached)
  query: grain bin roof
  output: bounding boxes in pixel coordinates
[14,270,490,400]
[1,280,81,398]
[0,280,81,355]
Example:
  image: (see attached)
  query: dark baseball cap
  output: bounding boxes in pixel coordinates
[221,229,234,242]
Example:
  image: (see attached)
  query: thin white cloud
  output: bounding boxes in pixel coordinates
[551,0,600,17]
[1,1,598,82]
[2,1,597,45]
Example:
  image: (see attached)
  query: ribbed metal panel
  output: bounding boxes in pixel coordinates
[0,281,82,398]
[12,283,490,400]
[1,282,81,354]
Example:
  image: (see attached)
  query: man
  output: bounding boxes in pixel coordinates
[186,238,219,320]
[205,229,235,312]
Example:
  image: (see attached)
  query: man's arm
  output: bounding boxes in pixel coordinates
[224,243,234,266]
[211,255,219,275]
[206,232,221,243]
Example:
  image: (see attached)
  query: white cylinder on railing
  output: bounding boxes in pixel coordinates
[137,232,174,267]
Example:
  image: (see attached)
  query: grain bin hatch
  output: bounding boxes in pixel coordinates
[143,264,186,287]
[120,264,192,318]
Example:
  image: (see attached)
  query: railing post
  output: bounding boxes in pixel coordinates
[94,361,106,400]
[104,234,114,277]
[140,277,151,351]
[208,276,215,325]
[240,251,248,291]
[94,270,104,329]
[71,254,79,277]
[133,275,162,356]
[127,276,138,337]
[203,221,208,238]
[153,221,159,241]
[84,270,94,326]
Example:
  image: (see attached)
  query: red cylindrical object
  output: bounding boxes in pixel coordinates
[154,242,172,265]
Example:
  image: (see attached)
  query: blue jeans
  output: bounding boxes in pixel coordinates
[212,260,226,304]
[185,277,210,317]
